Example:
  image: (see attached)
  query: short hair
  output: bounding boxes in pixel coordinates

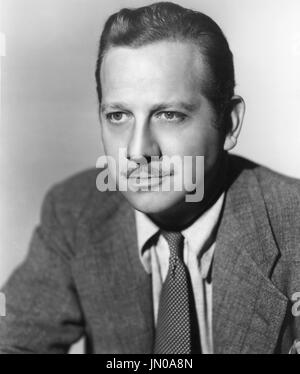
[95,1,235,117]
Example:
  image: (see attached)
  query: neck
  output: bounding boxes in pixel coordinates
[149,154,228,231]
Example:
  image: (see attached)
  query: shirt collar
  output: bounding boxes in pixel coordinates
[134,192,225,279]
[135,209,160,271]
[182,192,225,279]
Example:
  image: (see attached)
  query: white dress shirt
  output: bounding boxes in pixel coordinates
[134,192,225,354]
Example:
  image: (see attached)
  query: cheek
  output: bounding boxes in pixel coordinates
[188,121,223,153]
[102,126,127,156]
[159,130,209,157]
[159,126,223,178]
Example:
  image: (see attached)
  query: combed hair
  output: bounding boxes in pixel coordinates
[95,1,235,116]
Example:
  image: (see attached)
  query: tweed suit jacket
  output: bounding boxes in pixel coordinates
[0,154,300,354]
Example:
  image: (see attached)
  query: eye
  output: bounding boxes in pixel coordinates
[106,112,130,124]
[156,111,187,123]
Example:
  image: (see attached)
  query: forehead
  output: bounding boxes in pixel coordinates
[100,41,207,101]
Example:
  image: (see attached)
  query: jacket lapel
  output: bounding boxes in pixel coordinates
[212,167,288,354]
[89,191,154,353]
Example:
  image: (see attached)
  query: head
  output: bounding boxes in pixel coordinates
[95,2,245,226]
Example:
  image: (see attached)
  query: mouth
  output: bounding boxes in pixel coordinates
[128,172,172,180]
[127,174,171,189]
[126,167,173,180]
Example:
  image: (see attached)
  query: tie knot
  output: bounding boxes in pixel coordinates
[161,230,184,260]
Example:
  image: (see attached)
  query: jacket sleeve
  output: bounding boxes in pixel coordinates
[0,188,85,354]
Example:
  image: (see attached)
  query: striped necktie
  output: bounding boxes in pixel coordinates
[154,231,201,354]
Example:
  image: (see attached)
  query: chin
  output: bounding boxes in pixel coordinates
[121,189,185,215]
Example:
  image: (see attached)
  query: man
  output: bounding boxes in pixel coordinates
[0,2,300,354]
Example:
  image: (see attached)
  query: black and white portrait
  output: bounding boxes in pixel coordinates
[0,0,300,355]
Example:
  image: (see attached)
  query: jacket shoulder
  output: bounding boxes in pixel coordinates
[231,155,300,260]
[49,168,99,214]
[44,168,123,227]
[252,161,300,214]
[229,154,300,202]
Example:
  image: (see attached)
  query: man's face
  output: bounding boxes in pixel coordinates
[99,41,226,215]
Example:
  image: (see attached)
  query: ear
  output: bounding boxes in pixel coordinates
[223,95,245,151]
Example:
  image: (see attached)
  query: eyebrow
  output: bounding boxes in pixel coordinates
[100,101,199,114]
[100,103,129,113]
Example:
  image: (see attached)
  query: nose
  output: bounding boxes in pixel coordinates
[127,116,161,162]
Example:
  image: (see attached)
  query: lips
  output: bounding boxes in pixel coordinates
[128,169,171,179]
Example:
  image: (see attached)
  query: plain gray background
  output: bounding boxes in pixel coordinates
[1,0,300,353]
